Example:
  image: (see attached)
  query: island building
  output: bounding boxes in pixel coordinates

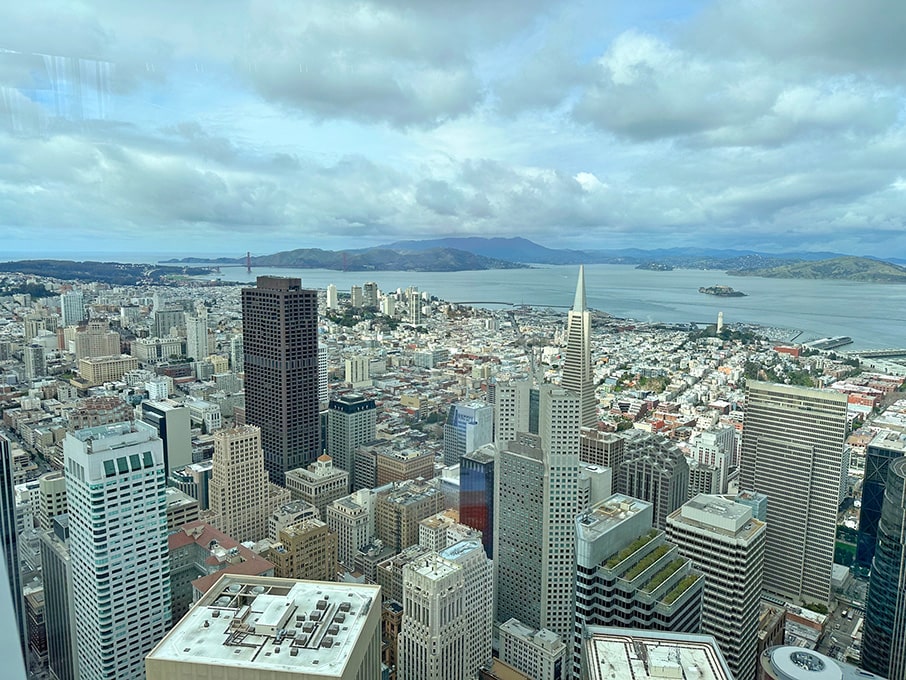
[327,393,377,489]
[494,385,582,645]
[574,494,703,678]
[443,400,493,466]
[459,445,495,558]
[562,266,596,427]
[145,575,382,680]
[64,422,171,680]
[739,381,848,605]
[862,456,906,680]
[285,455,350,520]
[242,276,320,485]
[580,628,735,680]
[666,494,766,680]
[856,429,906,569]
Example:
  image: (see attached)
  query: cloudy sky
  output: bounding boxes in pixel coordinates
[2,1,905,258]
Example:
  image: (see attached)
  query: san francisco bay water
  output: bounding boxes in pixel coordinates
[195,264,906,351]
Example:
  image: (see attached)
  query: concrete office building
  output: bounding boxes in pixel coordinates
[285,455,350,520]
[24,344,45,380]
[375,479,446,553]
[73,320,120,360]
[319,343,328,407]
[327,393,376,488]
[692,426,736,493]
[739,382,848,605]
[230,333,244,372]
[170,461,213,510]
[209,425,290,543]
[37,471,67,532]
[499,618,568,680]
[561,266,596,427]
[146,575,382,680]
[398,552,467,680]
[152,307,185,339]
[760,646,884,680]
[857,429,906,569]
[345,356,371,388]
[184,305,209,363]
[459,445,495,559]
[68,395,134,431]
[619,430,690,530]
[575,495,703,677]
[64,422,171,680]
[443,400,493,466]
[493,379,537,447]
[439,539,493,676]
[495,385,581,643]
[327,489,376,570]
[40,516,77,680]
[140,399,192,475]
[270,518,338,583]
[375,446,434,487]
[862,456,906,680]
[242,276,320,484]
[0,433,26,662]
[579,427,623,468]
[76,354,138,386]
[666,494,766,680]
[268,500,320,541]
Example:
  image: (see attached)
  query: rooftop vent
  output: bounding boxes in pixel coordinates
[321,637,334,648]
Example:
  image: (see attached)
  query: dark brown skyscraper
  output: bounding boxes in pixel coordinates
[241,276,319,485]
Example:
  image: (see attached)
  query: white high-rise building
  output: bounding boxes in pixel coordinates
[398,552,467,680]
[60,291,86,327]
[319,343,328,406]
[438,539,493,675]
[327,489,376,569]
[692,426,736,493]
[184,305,209,364]
[495,385,580,642]
[666,494,766,680]
[326,283,338,310]
[64,422,171,680]
[443,400,493,466]
[494,380,533,447]
[229,334,244,372]
[561,266,596,427]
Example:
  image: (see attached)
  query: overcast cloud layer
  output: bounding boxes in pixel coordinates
[2,1,905,257]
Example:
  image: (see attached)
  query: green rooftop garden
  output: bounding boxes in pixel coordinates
[605,530,658,569]
[623,543,669,581]
[662,573,701,604]
[641,558,685,593]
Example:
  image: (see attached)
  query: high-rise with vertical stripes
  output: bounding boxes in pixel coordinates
[241,276,320,485]
[739,381,847,605]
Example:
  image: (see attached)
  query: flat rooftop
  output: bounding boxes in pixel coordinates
[147,575,379,676]
[674,494,763,538]
[577,494,652,539]
[583,628,734,680]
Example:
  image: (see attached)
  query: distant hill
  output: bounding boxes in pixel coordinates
[730,256,906,283]
[381,237,585,264]
[248,247,525,272]
[0,260,215,285]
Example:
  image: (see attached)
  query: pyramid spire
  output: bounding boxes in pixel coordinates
[573,265,586,312]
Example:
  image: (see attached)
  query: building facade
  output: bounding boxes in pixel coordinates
[64,422,171,680]
[561,266,596,427]
[327,394,377,488]
[666,494,766,680]
[739,381,848,605]
[241,276,320,484]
